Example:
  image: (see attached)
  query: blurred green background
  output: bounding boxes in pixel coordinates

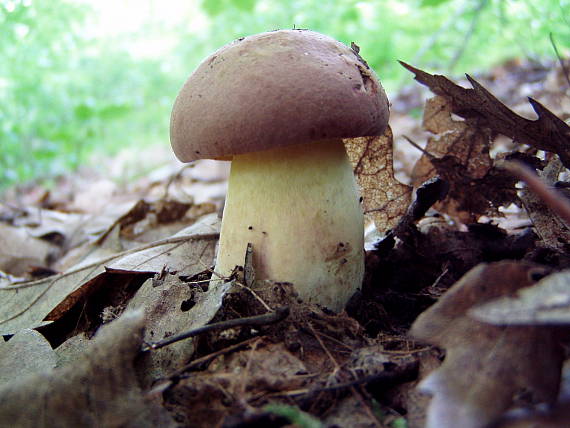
[1,0,568,188]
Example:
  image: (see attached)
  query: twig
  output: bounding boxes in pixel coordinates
[404,136,433,158]
[404,0,469,87]
[141,306,289,352]
[163,163,195,200]
[257,366,418,405]
[308,323,381,427]
[503,161,570,225]
[449,0,489,71]
[171,336,263,379]
[549,32,570,90]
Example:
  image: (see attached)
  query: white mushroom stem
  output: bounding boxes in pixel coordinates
[214,138,364,312]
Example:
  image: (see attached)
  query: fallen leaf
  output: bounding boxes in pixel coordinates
[471,269,570,325]
[129,272,233,387]
[54,332,89,368]
[517,157,570,251]
[414,96,493,182]
[0,329,56,384]
[491,401,570,428]
[0,213,219,335]
[166,341,307,427]
[411,96,515,221]
[345,126,413,233]
[400,61,570,170]
[0,310,175,427]
[0,223,59,276]
[410,261,563,428]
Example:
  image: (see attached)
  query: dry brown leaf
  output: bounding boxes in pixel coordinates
[400,61,570,170]
[10,208,89,248]
[411,96,506,221]
[491,401,570,428]
[167,342,307,427]
[410,261,563,428]
[129,272,232,387]
[414,96,493,182]
[471,269,570,325]
[0,223,59,276]
[0,214,218,335]
[517,157,570,251]
[0,310,175,428]
[47,212,218,322]
[345,125,412,233]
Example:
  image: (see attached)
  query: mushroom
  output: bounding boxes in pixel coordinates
[170,29,389,312]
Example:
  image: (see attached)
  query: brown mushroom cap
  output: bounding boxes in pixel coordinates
[170,29,389,162]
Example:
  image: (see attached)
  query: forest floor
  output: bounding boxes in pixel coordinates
[0,58,569,428]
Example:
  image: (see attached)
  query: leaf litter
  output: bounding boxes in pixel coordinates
[1,58,570,427]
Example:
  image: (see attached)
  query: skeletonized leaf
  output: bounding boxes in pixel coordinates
[345,125,412,233]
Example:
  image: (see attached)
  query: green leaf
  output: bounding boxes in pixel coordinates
[98,104,132,120]
[264,404,323,428]
[420,0,452,7]
[230,0,257,12]
[201,0,225,16]
[74,104,94,121]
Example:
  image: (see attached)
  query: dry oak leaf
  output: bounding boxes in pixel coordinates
[410,261,563,428]
[400,61,570,170]
[413,96,493,183]
[345,125,412,233]
[471,269,570,326]
[0,310,175,428]
[410,96,514,221]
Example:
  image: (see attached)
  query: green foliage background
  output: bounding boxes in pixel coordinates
[1,0,568,188]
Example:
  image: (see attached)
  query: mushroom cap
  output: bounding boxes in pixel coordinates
[170,29,390,162]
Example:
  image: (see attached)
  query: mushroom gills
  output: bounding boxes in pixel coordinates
[214,138,364,312]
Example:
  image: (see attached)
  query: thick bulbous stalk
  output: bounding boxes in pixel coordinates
[214,139,364,312]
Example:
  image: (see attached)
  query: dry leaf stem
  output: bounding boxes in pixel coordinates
[505,161,570,225]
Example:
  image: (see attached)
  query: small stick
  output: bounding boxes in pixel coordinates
[503,161,570,225]
[141,306,289,352]
[170,336,263,379]
[549,32,570,90]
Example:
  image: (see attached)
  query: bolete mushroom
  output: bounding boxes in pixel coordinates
[170,29,389,312]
